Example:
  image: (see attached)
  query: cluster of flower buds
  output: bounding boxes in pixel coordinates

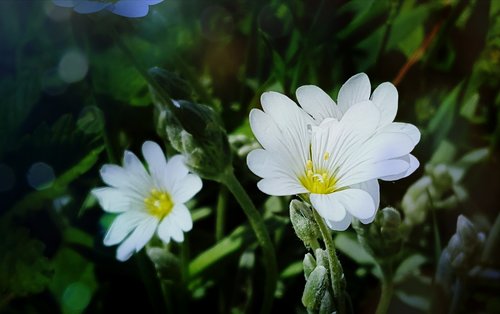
[302,249,335,313]
[436,215,485,285]
[402,141,488,227]
[149,68,232,181]
[352,207,403,260]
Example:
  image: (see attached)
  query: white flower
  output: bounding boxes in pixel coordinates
[92,141,202,261]
[247,73,420,231]
[53,0,164,18]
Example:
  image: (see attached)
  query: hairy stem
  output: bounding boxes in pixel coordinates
[311,208,345,313]
[220,169,277,314]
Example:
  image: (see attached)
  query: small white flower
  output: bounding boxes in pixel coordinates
[247,73,420,231]
[53,0,164,18]
[92,141,202,261]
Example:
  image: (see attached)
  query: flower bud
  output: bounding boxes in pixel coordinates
[290,200,320,248]
[146,246,181,281]
[314,248,330,271]
[302,265,329,311]
[303,253,316,280]
[163,100,232,180]
[353,207,403,260]
[440,215,485,275]
[319,289,335,314]
[149,68,232,181]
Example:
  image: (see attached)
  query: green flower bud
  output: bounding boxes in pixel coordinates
[314,248,330,271]
[353,207,403,260]
[302,265,329,311]
[319,289,335,314]
[149,68,232,181]
[161,100,232,180]
[146,247,181,281]
[303,253,317,280]
[290,200,320,248]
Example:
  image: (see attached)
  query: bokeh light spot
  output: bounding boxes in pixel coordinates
[58,50,88,84]
[27,162,55,191]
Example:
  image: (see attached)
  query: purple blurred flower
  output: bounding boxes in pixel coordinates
[53,0,164,18]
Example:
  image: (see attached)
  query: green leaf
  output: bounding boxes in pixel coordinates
[427,84,462,149]
[49,246,97,314]
[334,233,376,265]
[394,254,427,283]
[0,221,53,300]
[280,261,303,279]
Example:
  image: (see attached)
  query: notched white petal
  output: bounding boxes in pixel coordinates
[296,85,342,122]
[371,82,398,126]
[337,73,371,113]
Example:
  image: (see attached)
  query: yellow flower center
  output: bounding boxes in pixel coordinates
[298,153,336,194]
[144,189,174,219]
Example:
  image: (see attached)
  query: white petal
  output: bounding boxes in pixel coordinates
[310,193,347,222]
[260,91,314,129]
[332,188,376,220]
[123,150,146,175]
[257,177,308,196]
[337,158,410,187]
[249,109,309,175]
[371,82,398,126]
[351,180,380,211]
[339,100,380,136]
[103,211,149,246]
[337,73,371,113]
[165,154,188,178]
[380,122,421,146]
[296,85,342,122]
[157,217,184,243]
[333,131,414,187]
[325,212,353,231]
[100,164,128,188]
[116,217,158,261]
[170,204,193,231]
[110,0,149,18]
[171,174,202,204]
[380,154,420,181]
[142,141,168,181]
[92,187,137,213]
[352,180,380,224]
[247,148,294,179]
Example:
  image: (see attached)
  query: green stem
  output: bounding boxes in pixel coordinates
[220,169,277,314]
[375,277,394,314]
[215,186,228,241]
[311,208,345,314]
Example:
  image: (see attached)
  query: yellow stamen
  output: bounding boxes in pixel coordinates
[323,152,330,161]
[144,189,174,219]
[299,159,336,194]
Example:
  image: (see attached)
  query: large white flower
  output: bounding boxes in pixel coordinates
[247,74,420,231]
[53,0,164,18]
[92,141,202,261]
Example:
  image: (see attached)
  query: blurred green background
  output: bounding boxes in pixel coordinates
[0,0,499,313]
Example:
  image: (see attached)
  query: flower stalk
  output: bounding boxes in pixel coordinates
[311,207,346,313]
[220,168,277,314]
